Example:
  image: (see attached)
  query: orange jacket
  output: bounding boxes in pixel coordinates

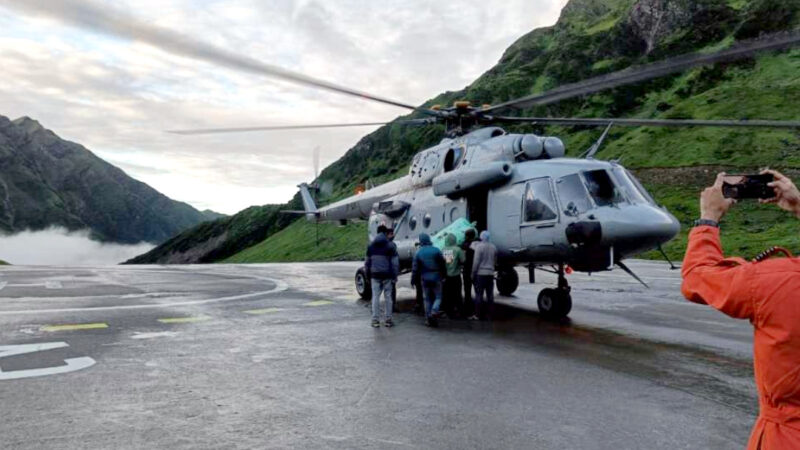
[682,225,800,449]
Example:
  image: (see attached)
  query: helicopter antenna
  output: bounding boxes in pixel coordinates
[657,245,678,270]
[616,260,649,288]
[581,123,614,159]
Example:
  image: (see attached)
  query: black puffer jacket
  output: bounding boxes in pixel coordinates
[365,233,399,280]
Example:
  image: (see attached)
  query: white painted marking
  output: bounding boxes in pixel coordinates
[131,331,179,340]
[0,277,288,316]
[0,281,5,290]
[0,342,96,380]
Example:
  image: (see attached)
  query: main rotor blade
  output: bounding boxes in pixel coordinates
[484,30,800,113]
[494,116,800,129]
[167,119,435,135]
[2,0,430,114]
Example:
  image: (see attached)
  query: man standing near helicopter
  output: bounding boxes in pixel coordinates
[365,225,399,328]
[412,233,447,327]
[682,170,800,449]
[471,231,497,321]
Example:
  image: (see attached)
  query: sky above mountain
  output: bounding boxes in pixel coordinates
[0,0,567,214]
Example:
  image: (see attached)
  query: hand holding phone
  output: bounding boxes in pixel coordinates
[760,169,800,217]
[722,174,775,200]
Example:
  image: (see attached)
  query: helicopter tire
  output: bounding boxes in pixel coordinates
[355,268,371,300]
[496,267,519,296]
[537,288,572,319]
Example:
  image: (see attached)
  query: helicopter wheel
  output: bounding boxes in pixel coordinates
[537,288,572,320]
[496,267,519,296]
[355,268,371,300]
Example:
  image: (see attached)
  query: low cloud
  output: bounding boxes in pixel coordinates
[0,228,154,266]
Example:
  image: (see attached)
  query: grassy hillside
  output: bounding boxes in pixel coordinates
[133,0,800,265]
[0,259,8,265]
[636,168,800,261]
[125,202,300,264]
[225,220,366,263]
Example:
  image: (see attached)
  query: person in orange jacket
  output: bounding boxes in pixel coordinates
[682,170,800,449]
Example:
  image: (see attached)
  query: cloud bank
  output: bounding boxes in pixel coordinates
[0,0,568,214]
[0,228,154,266]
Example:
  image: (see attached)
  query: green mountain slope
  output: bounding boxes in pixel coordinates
[224,220,366,263]
[133,0,800,264]
[0,115,219,244]
[125,202,300,264]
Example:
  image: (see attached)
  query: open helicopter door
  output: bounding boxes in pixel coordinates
[487,182,523,250]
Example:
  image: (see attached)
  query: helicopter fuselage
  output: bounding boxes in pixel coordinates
[307,126,680,275]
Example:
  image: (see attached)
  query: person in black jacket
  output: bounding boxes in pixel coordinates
[365,225,400,328]
[461,228,477,318]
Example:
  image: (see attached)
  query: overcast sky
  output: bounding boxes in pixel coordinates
[0,0,568,214]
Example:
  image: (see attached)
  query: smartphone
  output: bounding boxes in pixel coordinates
[722,174,775,199]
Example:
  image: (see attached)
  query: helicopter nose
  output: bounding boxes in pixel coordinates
[600,205,680,256]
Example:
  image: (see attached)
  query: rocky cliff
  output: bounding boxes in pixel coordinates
[0,115,219,244]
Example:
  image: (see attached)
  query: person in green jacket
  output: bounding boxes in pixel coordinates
[442,233,466,318]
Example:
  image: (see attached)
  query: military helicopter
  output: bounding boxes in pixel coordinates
[173,31,800,319]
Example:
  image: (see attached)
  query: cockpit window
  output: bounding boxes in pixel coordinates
[557,174,592,217]
[626,169,656,205]
[611,167,648,204]
[523,178,558,222]
[583,170,623,206]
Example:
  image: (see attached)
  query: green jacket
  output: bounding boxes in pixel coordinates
[441,234,465,278]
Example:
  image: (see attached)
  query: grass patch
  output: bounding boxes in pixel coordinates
[0,259,8,265]
[225,219,367,263]
[641,183,800,261]
[586,15,619,35]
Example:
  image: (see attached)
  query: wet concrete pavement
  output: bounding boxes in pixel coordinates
[0,261,756,449]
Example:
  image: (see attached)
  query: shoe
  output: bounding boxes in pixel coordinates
[371,320,380,328]
[429,317,438,328]
[424,319,432,327]
[384,319,394,328]
[467,315,479,321]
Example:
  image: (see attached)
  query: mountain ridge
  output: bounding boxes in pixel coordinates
[0,114,222,244]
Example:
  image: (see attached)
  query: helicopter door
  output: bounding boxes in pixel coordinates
[519,177,560,254]
[487,182,524,250]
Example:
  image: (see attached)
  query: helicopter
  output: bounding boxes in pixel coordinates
[173,30,800,319]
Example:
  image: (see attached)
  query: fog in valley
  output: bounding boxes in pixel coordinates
[0,228,154,265]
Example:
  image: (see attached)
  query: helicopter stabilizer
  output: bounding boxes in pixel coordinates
[297,183,319,222]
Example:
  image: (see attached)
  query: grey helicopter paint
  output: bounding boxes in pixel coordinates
[296,125,680,318]
[172,30,800,319]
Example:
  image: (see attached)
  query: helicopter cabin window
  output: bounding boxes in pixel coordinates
[443,147,464,172]
[449,207,459,222]
[556,174,592,217]
[409,216,418,231]
[523,178,557,223]
[423,213,432,228]
[582,170,623,207]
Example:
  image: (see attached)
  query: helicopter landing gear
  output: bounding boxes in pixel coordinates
[537,263,572,320]
[355,267,371,300]
[496,267,519,296]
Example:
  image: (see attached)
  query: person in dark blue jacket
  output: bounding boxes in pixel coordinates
[365,225,400,328]
[411,233,447,327]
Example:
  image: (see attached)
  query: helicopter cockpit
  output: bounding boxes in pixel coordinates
[490,158,678,273]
